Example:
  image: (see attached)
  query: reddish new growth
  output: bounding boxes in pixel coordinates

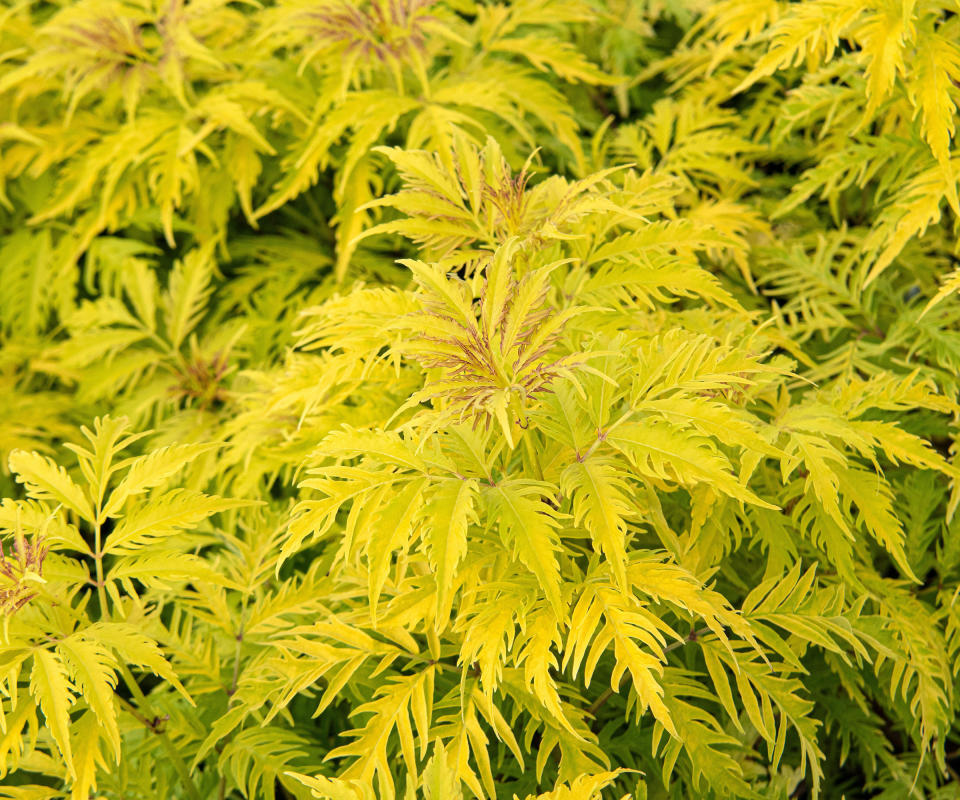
[479,166,532,236]
[171,352,230,410]
[0,531,48,615]
[52,12,155,90]
[403,145,536,257]
[414,266,579,433]
[301,0,435,64]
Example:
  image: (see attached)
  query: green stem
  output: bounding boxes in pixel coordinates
[580,408,635,462]
[117,664,203,800]
[217,598,249,800]
[93,521,108,616]
[522,431,544,481]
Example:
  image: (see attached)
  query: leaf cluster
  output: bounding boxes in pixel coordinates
[2,2,960,800]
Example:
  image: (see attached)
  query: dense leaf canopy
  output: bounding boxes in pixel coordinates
[1,1,960,799]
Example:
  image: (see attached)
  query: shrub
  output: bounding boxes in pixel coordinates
[1,1,960,799]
